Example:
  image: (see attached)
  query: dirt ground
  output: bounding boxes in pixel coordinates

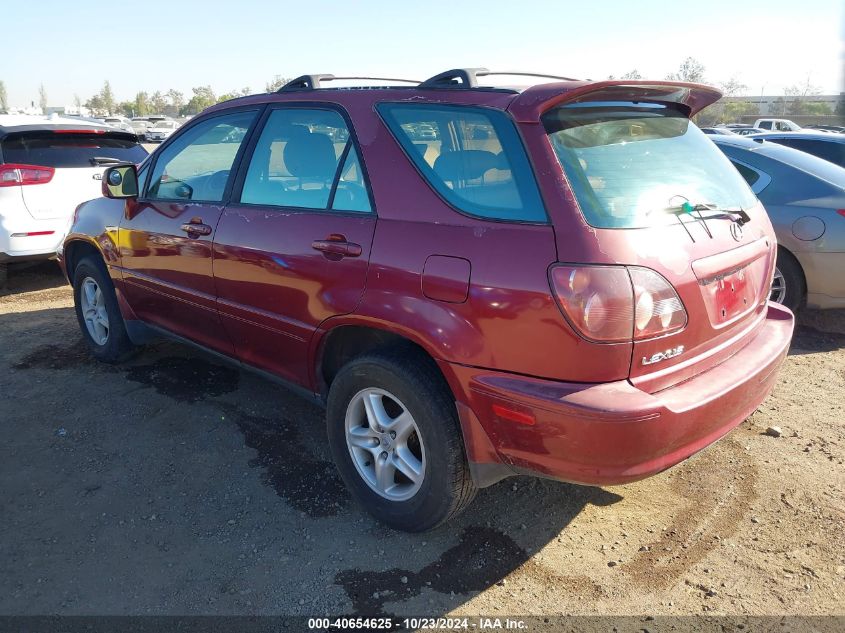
[1,262,843,619]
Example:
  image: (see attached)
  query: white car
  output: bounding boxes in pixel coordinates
[144,120,179,142]
[0,115,147,284]
[102,116,135,134]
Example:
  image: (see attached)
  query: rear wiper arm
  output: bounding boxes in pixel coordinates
[684,202,752,226]
[89,156,123,166]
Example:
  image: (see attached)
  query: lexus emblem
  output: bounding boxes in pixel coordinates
[730,222,743,242]
[92,173,103,180]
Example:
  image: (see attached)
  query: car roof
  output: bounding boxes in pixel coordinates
[0,114,121,136]
[711,135,845,188]
[749,131,845,143]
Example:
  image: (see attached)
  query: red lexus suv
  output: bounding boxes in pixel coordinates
[60,69,794,531]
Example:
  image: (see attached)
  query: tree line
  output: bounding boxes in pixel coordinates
[0,76,290,117]
[79,76,290,117]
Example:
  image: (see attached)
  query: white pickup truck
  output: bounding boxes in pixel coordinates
[754,118,801,131]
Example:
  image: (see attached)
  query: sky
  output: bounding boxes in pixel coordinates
[1,0,843,108]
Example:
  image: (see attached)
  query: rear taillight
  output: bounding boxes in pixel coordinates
[629,267,687,338]
[0,163,55,187]
[837,209,845,218]
[550,265,686,343]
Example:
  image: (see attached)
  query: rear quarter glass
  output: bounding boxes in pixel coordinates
[541,102,758,229]
[377,103,547,223]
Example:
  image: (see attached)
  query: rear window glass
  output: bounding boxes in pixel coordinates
[767,138,845,167]
[542,103,758,229]
[745,139,845,188]
[378,104,546,223]
[1,132,147,168]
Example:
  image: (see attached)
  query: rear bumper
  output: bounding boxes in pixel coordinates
[0,251,56,264]
[0,214,67,262]
[451,302,794,486]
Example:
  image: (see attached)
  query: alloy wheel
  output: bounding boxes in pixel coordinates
[344,387,426,501]
[770,267,787,304]
[80,277,110,346]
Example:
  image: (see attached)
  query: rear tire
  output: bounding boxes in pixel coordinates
[326,346,476,532]
[771,247,805,313]
[72,255,138,363]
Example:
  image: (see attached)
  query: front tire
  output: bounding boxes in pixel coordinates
[326,347,476,532]
[771,247,805,313]
[72,255,138,363]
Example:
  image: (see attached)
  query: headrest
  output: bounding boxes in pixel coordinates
[433,150,501,182]
[283,126,337,178]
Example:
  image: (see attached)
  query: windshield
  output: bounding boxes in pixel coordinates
[542,103,758,228]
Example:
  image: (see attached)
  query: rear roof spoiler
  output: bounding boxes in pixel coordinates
[507,80,722,122]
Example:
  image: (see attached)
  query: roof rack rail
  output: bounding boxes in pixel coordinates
[277,75,421,92]
[418,68,580,89]
[418,68,488,89]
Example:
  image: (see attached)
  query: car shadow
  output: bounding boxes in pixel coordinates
[112,340,621,616]
[0,260,67,297]
[789,309,845,355]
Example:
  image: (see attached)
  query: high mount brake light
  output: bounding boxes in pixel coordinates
[52,129,106,134]
[0,164,55,187]
[550,265,686,343]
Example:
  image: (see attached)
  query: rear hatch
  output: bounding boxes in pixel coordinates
[0,129,147,219]
[528,83,777,392]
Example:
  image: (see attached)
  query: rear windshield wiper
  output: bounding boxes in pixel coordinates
[89,156,123,166]
[680,202,751,226]
[650,199,751,242]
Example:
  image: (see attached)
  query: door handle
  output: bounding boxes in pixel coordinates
[311,235,362,258]
[180,219,212,237]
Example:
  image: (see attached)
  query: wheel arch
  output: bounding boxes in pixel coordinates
[777,244,807,294]
[313,321,448,397]
[64,238,104,286]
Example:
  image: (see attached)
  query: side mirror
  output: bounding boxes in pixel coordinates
[102,164,139,199]
[174,183,194,199]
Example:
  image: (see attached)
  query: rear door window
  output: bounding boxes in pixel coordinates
[1,131,147,167]
[378,103,546,222]
[542,103,758,228]
[768,138,845,166]
[239,108,371,213]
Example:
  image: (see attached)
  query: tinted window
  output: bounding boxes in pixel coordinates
[758,121,772,129]
[1,132,147,168]
[769,138,845,167]
[730,160,760,186]
[146,111,256,202]
[379,104,546,222]
[542,103,757,229]
[240,108,370,212]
